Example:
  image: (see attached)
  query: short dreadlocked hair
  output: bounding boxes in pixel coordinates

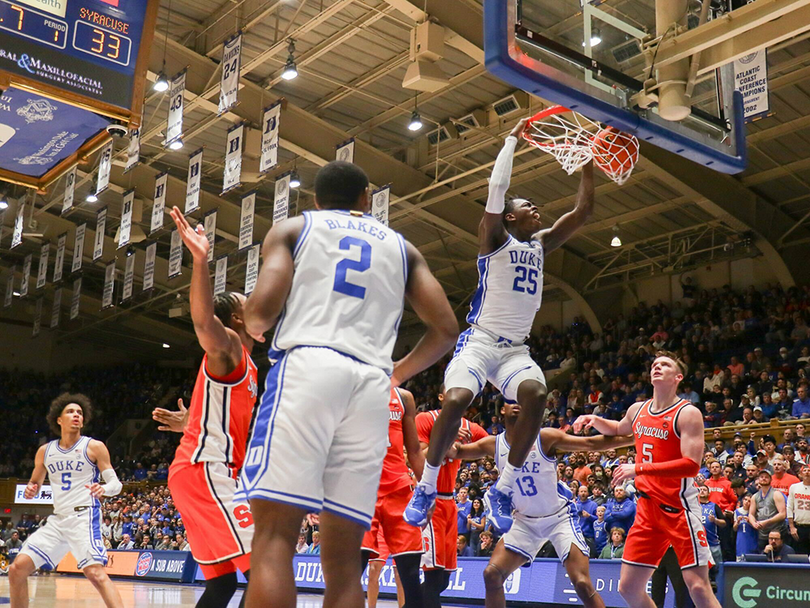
[47,393,92,435]
[213,291,241,328]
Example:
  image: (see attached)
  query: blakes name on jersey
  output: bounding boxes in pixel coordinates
[324,217,389,241]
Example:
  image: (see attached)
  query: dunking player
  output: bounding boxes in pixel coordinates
[574,351,721,608]
[449,401,633,608]
[405,118,595,533]
[235,161,457,608]
[151,207,258,608]
[417,388,488,607]
[361,387,424,607]
[10,393,124,608]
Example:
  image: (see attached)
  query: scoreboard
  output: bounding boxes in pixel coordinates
[0,0,159,126]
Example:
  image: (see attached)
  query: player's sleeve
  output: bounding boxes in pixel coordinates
[415,413,433,445]
[471,422,489,442]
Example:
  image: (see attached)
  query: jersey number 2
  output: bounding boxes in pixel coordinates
[333,236,371,299]
[512,266,538,294]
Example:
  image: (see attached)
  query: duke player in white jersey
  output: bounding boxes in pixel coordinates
[236,161,458,608]
[406,118,595,533]
[9,393,123,608]
[447,402,631,608]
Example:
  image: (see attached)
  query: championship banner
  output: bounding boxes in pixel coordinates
[336,138,355,163]
[143,242,157,291]
[245,243,260,295]
[118,190,135,248]
[102,261,115,309]
[151,172,168,234]
[238,192,255,250]
[53,233,67,283]
[273,174,291,224]
[93,207,107,262]
[3,266,14,308]
[125,128,140,172]
[222,123,244,194]
[11,198,24,249]
[70,277,81,320]
[32,298,42,337]
[168,229,183,279]
[734,50,770,122]
[214,255,228,295]
[218,33,242,115]
[185,149,203,214]
[36,242,49,290]
[72,223,86,274]
[50,288,62,329]
[371,185,390,226]
[61,166,77,215]
[204,210,217,263]
[122,254,135,302]
[96,140,113,195]
[20,254,31,297]
[260,102,281,172]
[166,70,186,146]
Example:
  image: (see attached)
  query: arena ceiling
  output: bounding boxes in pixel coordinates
[2,0,810,358]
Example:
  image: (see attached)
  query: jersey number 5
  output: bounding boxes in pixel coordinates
[642,443,654,463]
[61,472,71,491]
[512,266,538,294]
[333,236,371,299]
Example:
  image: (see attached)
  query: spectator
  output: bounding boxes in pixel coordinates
[5,532,22,562]
[734,495,759,561]
[306,531,321,555]
[796,438,810,465]
[604,486,636,533]
[697,485,725,566]
[118,533,135,550]
[478,532,495,558]
[786,465,810,554]
[295,534,309,554]
[593,506,608,557]
[793,385,810,419]
[176,533,190,551]
[468,498,486,555]
[575,486,597,556]
[456,487,471,541]
[599,527,626,560]
[770,455,800,495]
[139,535,154,550]
[133,463,148,481]
[763,530,795,562]
[704,461,737,514]
[457,535,473,558]
[2,523,14,543]
[749,470,787,550]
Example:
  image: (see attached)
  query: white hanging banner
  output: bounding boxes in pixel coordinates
[734,50,770,122]
[185,149,203,214]
[72,223,86,274]
[335,138,355,163]
[168,229,183,279]
[218,33,242,115]
[125,128,140,172]
[238,192,255,250]
[36,242,49,290]
[4,266,15,308]
[93,207,107,261]
[102,261,115,309]
[122,254,135,302]
[166,70,186,146]
[32,298,42,337]
[61,166,77,215]
[204,210,217,263]
[273,174,291,224]
[118,190,135,248]
[143,242,157,291]
[50,288,62,329]
[151,172,168,234]
[70,277,81,320]
[96,140,113,194]
[20,254,32,297]
[214,255,228,295]
[222,122,244,194]
[371,184,391,226]
[245,243,260,295]
[260,102,281,173]
[53,233,67,283]
[11,198,24,249]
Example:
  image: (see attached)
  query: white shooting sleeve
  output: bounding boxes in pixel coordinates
[101,468,123,496]
[485,135,518,214]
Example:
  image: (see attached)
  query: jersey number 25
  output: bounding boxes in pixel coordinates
[512,266,538,295]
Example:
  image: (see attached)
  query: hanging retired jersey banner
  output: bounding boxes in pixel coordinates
[125,128,141,173]
[335,138,355,163]
[166,70,186,146]
[185,149,203,214]
[219,34,242,115]
[245,243,260,295]
[50,288,62,329]
[61,166,77,216]
[11,198,24,249]
[70,277,82,320]
[36,242,49,290]
[260,102,281,172]
[151,172,169,234]
[102,262,115,309]
[214,255,228,295]
[53,233,67,283]
[118,190,135,249]
[20,254,32,297]
[204,210,217,263]
[273,173,291,224]
[122,254,135,302]
[144,242,157,291]
[72,223,86,274]
[371,185,390,226]
[238,192,255,250]
[4,266,15,308]
[93,207,107,262]
[168,229,183,279]
[222,123,244,194]
[32,298,42,337]
[96,140,113,195]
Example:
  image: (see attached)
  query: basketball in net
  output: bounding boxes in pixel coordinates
[590,127,639,186]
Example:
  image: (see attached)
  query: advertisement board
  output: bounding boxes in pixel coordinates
[14,483,53,504]
[57,550,196,583]
[724,562,810,608]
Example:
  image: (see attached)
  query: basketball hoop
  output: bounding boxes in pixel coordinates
[522,106,639,185]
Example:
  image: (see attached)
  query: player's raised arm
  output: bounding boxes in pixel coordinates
[24,445,48,500]
[446,435,497,461]
[573,401,641,436]
[479,118,527,255]
[391,242,458,386]
[543,427,634,454]
[534,161,594,254]
[85,440,122,500]
[399,389,425,481]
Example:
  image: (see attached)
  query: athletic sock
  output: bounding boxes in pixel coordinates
[496,463,521,493]
[196,572,237,608]
[420,462,440,494]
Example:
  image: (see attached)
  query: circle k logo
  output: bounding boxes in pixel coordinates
[733,576,762,608]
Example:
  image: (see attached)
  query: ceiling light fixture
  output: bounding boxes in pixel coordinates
[408,111,423,131]
[281,39,298,81]
[168,138,183,150]
[162,343,171,349]
[153,71,169,92]
[85,191,98,203]
[582,27,602,48]
[0,192,7,211]
[289,171,301,188]
[610,225,622,247]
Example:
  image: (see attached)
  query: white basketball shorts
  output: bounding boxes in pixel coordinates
[20,506,107,570]
[237,346,390,529]
[444,327,546,402]
[500,503,589,564]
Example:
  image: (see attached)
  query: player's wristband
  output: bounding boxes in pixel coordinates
[634,457,699,478]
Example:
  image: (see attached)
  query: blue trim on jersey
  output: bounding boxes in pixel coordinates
[235,487,322,513]
[27,544,56,569]
[501,365,532,393]
[503,542,534,562]
[323,498,371,521]
[54,437,83,454]
[452,328,473,357]
[478,235,513,259]
[322,499,373,530]
[467,257,490,324]
[293,211,313,258]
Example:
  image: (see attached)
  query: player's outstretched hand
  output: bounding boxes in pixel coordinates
[446,442,462,460]
[456,425,472,444]
[170,206,209,262]
[572,414,596,434]
[24,482,39,500]
[152,398,189,433]
[611,463,637,487]
[85,483,105,499]
[510,117,529,139]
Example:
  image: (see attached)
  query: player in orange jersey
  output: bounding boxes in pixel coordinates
[152,207,258,608]
[361,388,425,608]
[574,351,720,608]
